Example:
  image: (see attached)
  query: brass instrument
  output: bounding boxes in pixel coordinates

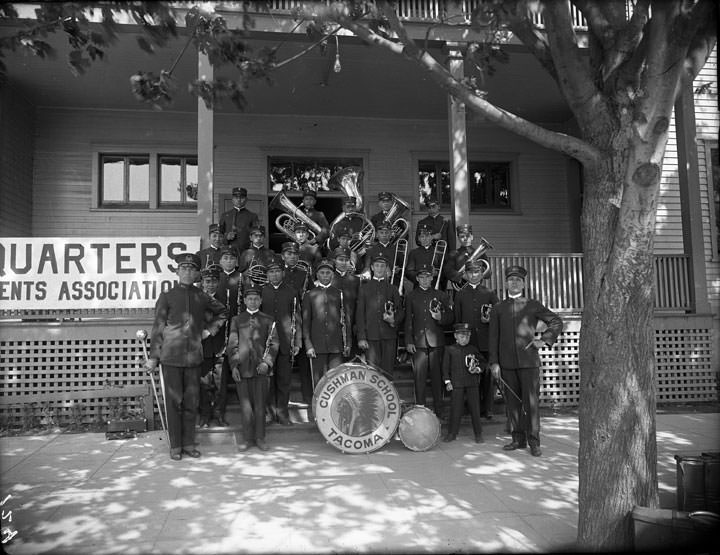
[431,240,447,290]
[247,255,268,286]
[384,300,395,318]
[391,238,408,295]
[270,191,322,243]
[480,303,493,324]
[429,297,442,313]
[290,297,297,367]
[260,321,276,376]
[465,354,483,374]
[340,289,348,355]
[326,166,375,253]
[297,259,311,296]
[451,237,493,290]
[382,193,411,242]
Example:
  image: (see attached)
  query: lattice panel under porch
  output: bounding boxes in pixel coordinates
[539,322,581,407]
[655,328,716,402]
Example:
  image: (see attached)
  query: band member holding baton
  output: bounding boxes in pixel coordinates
[488,265,563,457]
[144,253,228,461]
[228,287,279,452]
[442,323,486,443]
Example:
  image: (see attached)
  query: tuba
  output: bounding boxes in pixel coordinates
[383,193,411,242]
[326,167,375,253]
[270,191,322,243]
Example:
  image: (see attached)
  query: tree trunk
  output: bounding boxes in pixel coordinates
[577,146,660,550]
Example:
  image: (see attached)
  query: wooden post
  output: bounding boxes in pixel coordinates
[445,43,469,230]
[674,79,710,314]
[196,51,214,245]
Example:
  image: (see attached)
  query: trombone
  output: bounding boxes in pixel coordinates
[431,240,447,290]
[390,238,408,295]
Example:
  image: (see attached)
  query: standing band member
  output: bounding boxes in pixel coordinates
[197,223,224,269]
[300,189,330,248]
[489,265,563,457]
[404,264,454,416]
[443,323,485,443]
[330,246,360,359]
[302,259,351,389]
[198,265,226,428]
[362,221,396,277]
[219,186,259,254]
[229,287,279,452]
[261,259,302,426]
[406,222,438,287]
[144,253,228,461]
[453,259,501,418]
[329,195,367,251]
[238,224,275,274]
[356,254,403,375]
[370,191,394,228]
[294,223,322,269]
[281,241,308,297]
[415,199,452,250]
[444,224,489,290]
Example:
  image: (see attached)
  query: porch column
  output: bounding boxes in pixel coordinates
[674,79,710,313]
[196,51,214,244]
[445,43,469,229]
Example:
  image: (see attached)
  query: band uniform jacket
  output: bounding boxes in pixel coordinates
[217,268,243,318]
[329,212,366,250]
[453,284,501,351]
[238,246,276,273]
[488,297,563,369]
[415,214,453,249]
[219,206,259,253]
[261,282,302,356]
[202,291,228,359]
[302,207,330,245]
[302,285,351,354]
[149,283,228,367]
[444,245,489,285]
[298,241,322,268]
[356,278,404,342]
[227,310,280,379]
[331,271,360,332]
[404,287,454,348]
[197,245,223,269]
[284,264,309,297]
[442,343,485,388]
[405,245,437,285]
[362,241,396,273]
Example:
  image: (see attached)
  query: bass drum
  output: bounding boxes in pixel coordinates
[312,360,401,454]
[398,405,441,452]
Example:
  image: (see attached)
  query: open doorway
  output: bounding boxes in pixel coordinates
[267,193,345,252]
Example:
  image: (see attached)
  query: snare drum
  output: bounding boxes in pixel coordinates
[398,405,441,452]
[313,360,401,454]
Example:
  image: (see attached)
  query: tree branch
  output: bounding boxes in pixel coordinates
[499,1,558,81]
[598,0,650,84]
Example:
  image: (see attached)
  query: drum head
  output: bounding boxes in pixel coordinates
[398,406,441,452]
[313,361,401,454]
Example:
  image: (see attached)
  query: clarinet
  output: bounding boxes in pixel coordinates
[340,289,348,355]
[290,297,297,367]
[262,321,277,376]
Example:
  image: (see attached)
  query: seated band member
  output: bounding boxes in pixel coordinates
[302,258,352,386]
[489,265,563,457]
[238,224,275,274]
[197,223,224,269]
[219,186,259,254]
[404,264,454,416]
[370,191,394,228]
[444,223,489,290]
[198,264,226,429]
[453,259,501,419]
[443,322,486,443]
[144,253,228,461]
[415,198,452,249]
[406,222,439,287]
[229,286,280,452]
[261,258,302,426]
[300,189,330,247]
[356,254,404,376]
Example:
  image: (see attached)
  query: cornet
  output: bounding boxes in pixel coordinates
[465,354,483,374]
[480,303,493,324]
[429,297,442,313]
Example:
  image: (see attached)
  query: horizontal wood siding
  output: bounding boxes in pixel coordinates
[0,85,34,236]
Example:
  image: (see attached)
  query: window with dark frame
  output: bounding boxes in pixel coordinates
[418,160,512,210]
[159,155,198,207]
[268,157,363,193]
[100,154,150,207]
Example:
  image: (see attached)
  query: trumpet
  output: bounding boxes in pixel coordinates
[480,303,493,324]
[391,238,408,295]
[429,297,442,313]
[465,354,483,374]
[270,191,322,243]
[432,240,447,290]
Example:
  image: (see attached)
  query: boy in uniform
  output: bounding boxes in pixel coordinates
[197,223,224,269]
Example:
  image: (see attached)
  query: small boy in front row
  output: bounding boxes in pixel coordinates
[442,322,486,443]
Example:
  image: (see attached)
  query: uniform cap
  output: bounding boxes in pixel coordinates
[266,258,283,271]
[416,264,433,276]
[371,254,389,265]
[343,196,357,203]
[294,222,308,232]
[417,223,433,235]
[456,223,472,235]
[331,246,351,259]
[453,323,472,333]
[281,241,299,253]
[219,246,239,258]
[465,259,487,272]
[175,252,201,270]
[315,258,335,272]
[337,230,352,239]
[208,223,221,234]
[244,286,262,297]
[425,199,439,207]
[378,191,393,201]
[200,265,220,279]
[375,221,392,231]
[302,189,317,198]
[505,265,527,279]
[232,187,247,197]
[249,224,266,235]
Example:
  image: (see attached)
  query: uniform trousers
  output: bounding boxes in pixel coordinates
[237,375,269,443]
[412,347,444,416]
[267,353,292,419]
[161,365,200,453]
[297,351,313,404]
[478,350,494,416]
[198,357,217,419]
[502,367,541,446]
[365,338,397,376]
[448,385,482,439]
[215,356,234,418]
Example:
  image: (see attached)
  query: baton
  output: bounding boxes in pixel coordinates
[495,372,527,417]
[136,330,169,446]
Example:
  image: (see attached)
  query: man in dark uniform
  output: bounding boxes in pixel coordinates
[442,322,485,443]
[294,223,322,269]
[197,223,224,269]
[453,259,500,418]
[356,254,404,376]
[302,259,351,388]
[144,253,228,461]
[370,191,394,228]
[281,241,309,297]
[198,265,227,428]
[444,224,490,290]
[219,186,259,253]
[261,259,302,425]
[228,286,279,452]
[329,196,367,251]
[214,246,242,427]
[238,224,275,273]
[300,189,330,248]
[330,246,360,359]
[415,199,453,250]
[335,230,359,271]
[489,265,563,457]
[404,264,454,416]
[406,222,442,287]
[362,221,397,278]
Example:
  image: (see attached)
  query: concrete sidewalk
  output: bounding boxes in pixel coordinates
[1,412,718,554]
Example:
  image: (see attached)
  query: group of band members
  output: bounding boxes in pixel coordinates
[144,185,563,459]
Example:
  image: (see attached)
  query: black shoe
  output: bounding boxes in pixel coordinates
[502,441,527,451]
[278,415,293,426]
[475,435,485,444]
[443,435,456,443]
[256,439,270,451]
[181,448,201,458]
[199,418,209,429]
[530,445,542,457]
[216,417,229,427]
[170,452,182,461]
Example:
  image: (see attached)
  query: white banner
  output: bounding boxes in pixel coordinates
[0,237,200,310]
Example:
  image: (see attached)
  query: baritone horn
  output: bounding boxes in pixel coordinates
[431,240,447,290]
[326,166,375,253]
[452,237,493,290]
[383,193,411,242]
[270,191,322,242]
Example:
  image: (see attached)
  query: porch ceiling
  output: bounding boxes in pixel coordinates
[3,27,572,122]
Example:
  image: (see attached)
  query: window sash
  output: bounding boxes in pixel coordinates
[100,154,150,207]
[159,156,198,206]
